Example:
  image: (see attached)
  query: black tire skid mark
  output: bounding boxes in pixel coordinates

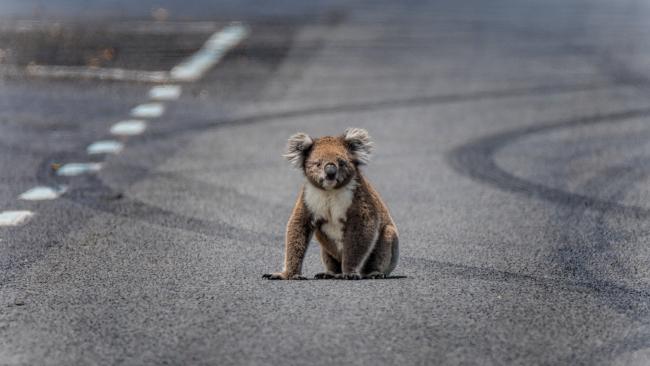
[22,82,618,252]
[19,20,315,242]
[0,81,617,161]
[447,111,650,299]
[36,153,283,245]
[551,159,650,363]
[551,159,650,294]
[447,112,650,363]
[448,108,650,218]
[140,81,618,142]
[0,22,309,287]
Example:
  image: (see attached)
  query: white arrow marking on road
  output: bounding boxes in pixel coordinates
[149,85,182,100]
[110,120,147,136]
[56,163,103,176]
[19,186,67,200]
[0,210,34,226]
[87,140,124,155]
[130,103,165,118]
[170,22,249,82]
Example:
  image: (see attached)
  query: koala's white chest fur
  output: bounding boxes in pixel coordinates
[303,181,357,252]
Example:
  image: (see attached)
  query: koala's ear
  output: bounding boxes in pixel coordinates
[283,132,313,169]
[343,127,373,165]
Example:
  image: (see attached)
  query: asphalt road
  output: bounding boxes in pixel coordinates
[2,0,650,365]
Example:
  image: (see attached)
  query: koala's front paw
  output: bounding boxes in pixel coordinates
[262,272,285,280]
[314,272,337,279]
[262,272,307,280]
[336,272,362,280]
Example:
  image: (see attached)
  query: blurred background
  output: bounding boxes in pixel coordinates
[1,1,650,365]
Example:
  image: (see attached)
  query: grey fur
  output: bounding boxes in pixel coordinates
[344,127,373,165]
[283,132,313,169]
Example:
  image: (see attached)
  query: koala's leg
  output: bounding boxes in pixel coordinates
[338,217,380,280]
[263,190,313,280]
[315,250,341,279]
[362,225,399,279]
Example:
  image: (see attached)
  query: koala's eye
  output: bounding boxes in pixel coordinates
[338,159,347,167]
[313,161,322,168]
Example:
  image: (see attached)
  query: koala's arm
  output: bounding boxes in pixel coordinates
[263,188,313,280]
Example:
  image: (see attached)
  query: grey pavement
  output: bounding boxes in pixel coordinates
[1,0,650,365]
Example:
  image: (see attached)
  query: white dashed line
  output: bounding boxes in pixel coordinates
[56,163,103,176]
[23,65,170,83]
[0,210,34,226]
[5,22,249,228]
[130,102,165,118]
[149,85,182,101]
[19,186,67,200]
[110,120,147,136]
[87,140,124,155]
[170,23,249,82]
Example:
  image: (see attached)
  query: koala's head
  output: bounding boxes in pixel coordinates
[284,128,373,190]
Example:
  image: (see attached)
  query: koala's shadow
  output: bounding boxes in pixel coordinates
[262,274,409,281]
[311,275,408,280]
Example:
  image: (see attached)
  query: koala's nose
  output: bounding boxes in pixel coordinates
[324,163,337,179]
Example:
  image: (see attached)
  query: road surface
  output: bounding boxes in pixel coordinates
[1,0,650,365]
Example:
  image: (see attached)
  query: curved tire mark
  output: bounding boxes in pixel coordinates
[448,108,650,363]
[447,108,650,218]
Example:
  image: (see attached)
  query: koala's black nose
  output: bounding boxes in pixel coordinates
[325,163,337,179]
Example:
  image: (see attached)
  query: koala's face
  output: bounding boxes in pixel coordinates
[284,128,373,191]
[304,137,355,190]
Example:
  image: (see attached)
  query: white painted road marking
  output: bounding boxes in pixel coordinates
[22,64,170,83]
[149,85,182,100]
[19,186,67,200]
[170,23,249,82]
[87,140,124,155]
[0,20,222,37]
[2,23,248,229]
[0,210,34,226]
[110,120,147,136]
[1,22,249,83]
[56,163,103,176]
[130,103,165,118]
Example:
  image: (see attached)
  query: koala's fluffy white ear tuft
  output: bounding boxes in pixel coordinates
[344,127,373,165]
[283,132,313,169]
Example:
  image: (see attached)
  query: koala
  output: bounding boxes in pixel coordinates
[263,128,399,280]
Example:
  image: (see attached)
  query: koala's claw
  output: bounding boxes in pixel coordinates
[336,273,362,280]
[314,272,337,279]
[364,272,386,279]
[263,273,307,280]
